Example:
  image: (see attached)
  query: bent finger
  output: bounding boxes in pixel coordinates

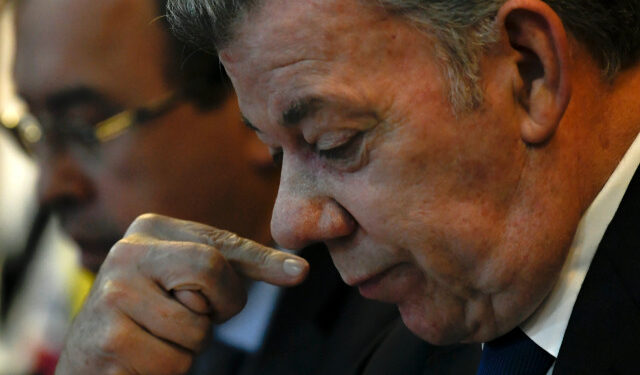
[126,213,309,285]
[114,237,249,321]
[100,277,212,351]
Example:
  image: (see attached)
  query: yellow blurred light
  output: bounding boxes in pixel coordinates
[22,122,42,143]
[1,105,21,129]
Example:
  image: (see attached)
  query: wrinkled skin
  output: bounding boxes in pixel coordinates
[54,214,308,374]
[218,0,631,344]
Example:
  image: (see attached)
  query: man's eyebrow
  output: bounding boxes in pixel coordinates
[281,97,322,128]
[241,96,323,132]
[45,86,107,110]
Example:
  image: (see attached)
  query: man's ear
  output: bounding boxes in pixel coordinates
[497,0,572,144]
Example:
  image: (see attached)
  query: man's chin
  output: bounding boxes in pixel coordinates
[398,302,470,346]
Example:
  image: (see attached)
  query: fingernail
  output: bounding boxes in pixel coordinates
[283,258,305,276]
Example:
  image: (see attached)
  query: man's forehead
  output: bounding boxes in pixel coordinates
[222,0,392,76]
[17,0,131,38]
[16,0,160,60]
[15,0,167,105]
[220,0,405,127]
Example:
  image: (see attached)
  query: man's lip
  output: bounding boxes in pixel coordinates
[345,265,396,287]
[356,266,399,301]
[345,263,419,302]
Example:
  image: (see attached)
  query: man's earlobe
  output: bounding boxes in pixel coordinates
[499,0,572,144]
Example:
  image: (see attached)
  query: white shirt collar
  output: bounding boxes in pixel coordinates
[520,132,640,358]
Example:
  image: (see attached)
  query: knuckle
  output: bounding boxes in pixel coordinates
[253,247,272,268]
[186,246,226,285]
[127,212,162,235]
[201,227,244,250]
[197,225,229,243]
[204,249,227,276]
[137,212,160,222]
[104,238,142,268]
[99,321,130,355]
[99,279,136,309]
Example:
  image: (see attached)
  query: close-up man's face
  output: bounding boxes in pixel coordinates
[14,0,278,272]
[221,0,575,344]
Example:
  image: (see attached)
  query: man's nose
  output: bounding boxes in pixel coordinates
[270,160,356,250]
[37,151,93,209]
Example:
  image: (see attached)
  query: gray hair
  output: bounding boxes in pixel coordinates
[167,0,640,111]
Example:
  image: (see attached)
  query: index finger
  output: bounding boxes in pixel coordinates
[125,213,309,285]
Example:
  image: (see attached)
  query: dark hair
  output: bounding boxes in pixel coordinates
[166,0,640,110]
[155,0,232,110]
[543,0,640,75]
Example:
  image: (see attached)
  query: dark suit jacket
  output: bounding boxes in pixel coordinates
[353,320,481,375]
[553,166,640,374]
[189,244,400,375]
[192,162,640,375]
[189,243,482,375]
[188,166,640,375]
[356,164,640,374]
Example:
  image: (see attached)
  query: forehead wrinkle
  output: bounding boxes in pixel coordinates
[224,0,399,78]
[271,70,374,129]
[225,0,421,135]
[233,0,392,75]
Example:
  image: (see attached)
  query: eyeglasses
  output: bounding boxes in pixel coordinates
[93,92,180,142]
[33,91,181,158]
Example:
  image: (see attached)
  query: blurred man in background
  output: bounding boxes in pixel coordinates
[13,0,403,373]
[0,2,87,374]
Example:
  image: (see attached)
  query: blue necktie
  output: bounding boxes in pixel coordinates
[476,328,555,375]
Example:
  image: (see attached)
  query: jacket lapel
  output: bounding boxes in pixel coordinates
[554,166,640,374]
[357,319,481,375]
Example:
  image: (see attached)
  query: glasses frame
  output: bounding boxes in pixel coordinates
[93,91,181,143]
[31,90,182,156]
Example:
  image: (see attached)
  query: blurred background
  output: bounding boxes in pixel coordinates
[0,0,400,374]
[0,1,91,374]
